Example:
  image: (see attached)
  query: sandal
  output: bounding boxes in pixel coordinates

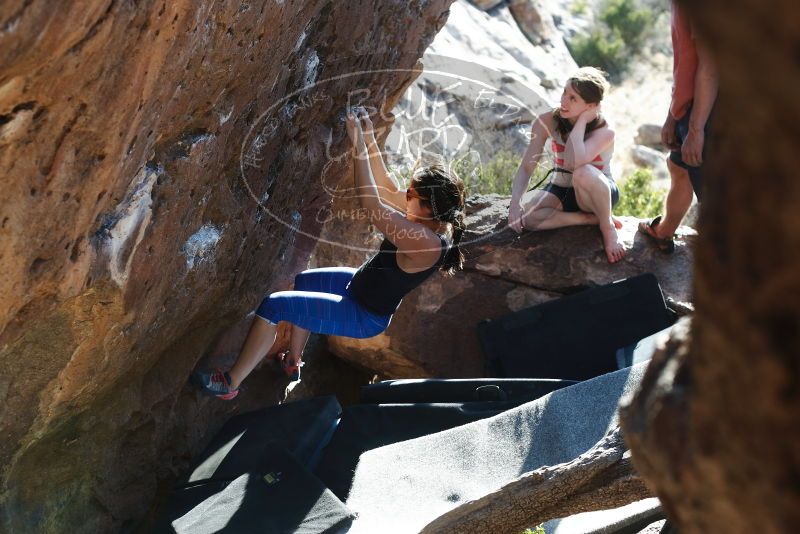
[638,216,675,253]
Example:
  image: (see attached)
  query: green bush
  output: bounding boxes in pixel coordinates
[570,0,589,15]
[613,167,666,218]
[601,0,654,49]
[452,150,524,196]
[568,28,628,77]
[567,0,655,77]
[400,151,552,197]
[522,526,546,534]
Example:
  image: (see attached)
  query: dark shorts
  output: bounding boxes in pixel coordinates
[543,179,620,213]
[669,105,712,201]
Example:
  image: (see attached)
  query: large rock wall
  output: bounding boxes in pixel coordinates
[0,1,453,531]
[621,0,800,532]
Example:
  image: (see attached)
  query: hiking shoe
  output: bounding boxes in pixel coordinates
[192,368,239,400]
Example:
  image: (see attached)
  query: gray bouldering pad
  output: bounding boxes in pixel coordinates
[345,363,648,533]
[544,497,663,533]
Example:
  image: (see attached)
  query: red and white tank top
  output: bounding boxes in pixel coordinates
[550,131,614,187]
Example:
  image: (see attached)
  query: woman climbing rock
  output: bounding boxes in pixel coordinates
[193,108,466,398]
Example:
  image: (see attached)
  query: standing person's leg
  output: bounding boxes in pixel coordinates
[572,165,626,263]
[651,158,694,239]
[640,108,704,250]
[660,110,697,234]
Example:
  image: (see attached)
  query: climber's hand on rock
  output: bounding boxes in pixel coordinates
[346,112,363,146]
[360,112,376,141]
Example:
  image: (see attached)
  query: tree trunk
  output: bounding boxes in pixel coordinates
[420,428,652,534]
[621,1,800,532]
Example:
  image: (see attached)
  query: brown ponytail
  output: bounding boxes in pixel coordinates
[553,109,607,141]
[411,164,466,276]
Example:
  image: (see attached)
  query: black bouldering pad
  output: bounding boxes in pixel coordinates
[181,396,341,485]
[479,273,674,380]
[360,378,576,404]
[167,449,354,534]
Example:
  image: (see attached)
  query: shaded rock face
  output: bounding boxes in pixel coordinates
[621,1,800,532]
[326,194,695,378]
[0,0,453,531]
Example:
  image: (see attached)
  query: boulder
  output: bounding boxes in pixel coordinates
[631,144,667,171]
[547,0,594,39]
[327,194,696,378]
[635,123,665,149]
[508,0,559,45]
[466,0,505,10]
[682,200,699,228]
[0,0,453,531]
[383,0,577,171]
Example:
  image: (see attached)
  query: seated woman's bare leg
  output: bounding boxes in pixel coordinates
[520,189,597,231]
[531,210,598,230]
[228,316,278,389]
[572,165,625,263]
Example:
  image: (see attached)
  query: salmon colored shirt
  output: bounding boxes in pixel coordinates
[670,2,698,120]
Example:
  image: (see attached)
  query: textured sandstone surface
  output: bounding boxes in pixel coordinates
[326,194,695,378]
[4,0,795,532]
[0,1,452,531]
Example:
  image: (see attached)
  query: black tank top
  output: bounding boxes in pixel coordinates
[347,235,451,316]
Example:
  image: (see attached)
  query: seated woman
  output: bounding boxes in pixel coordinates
[194,109,466,399]
[507,67,625,263]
